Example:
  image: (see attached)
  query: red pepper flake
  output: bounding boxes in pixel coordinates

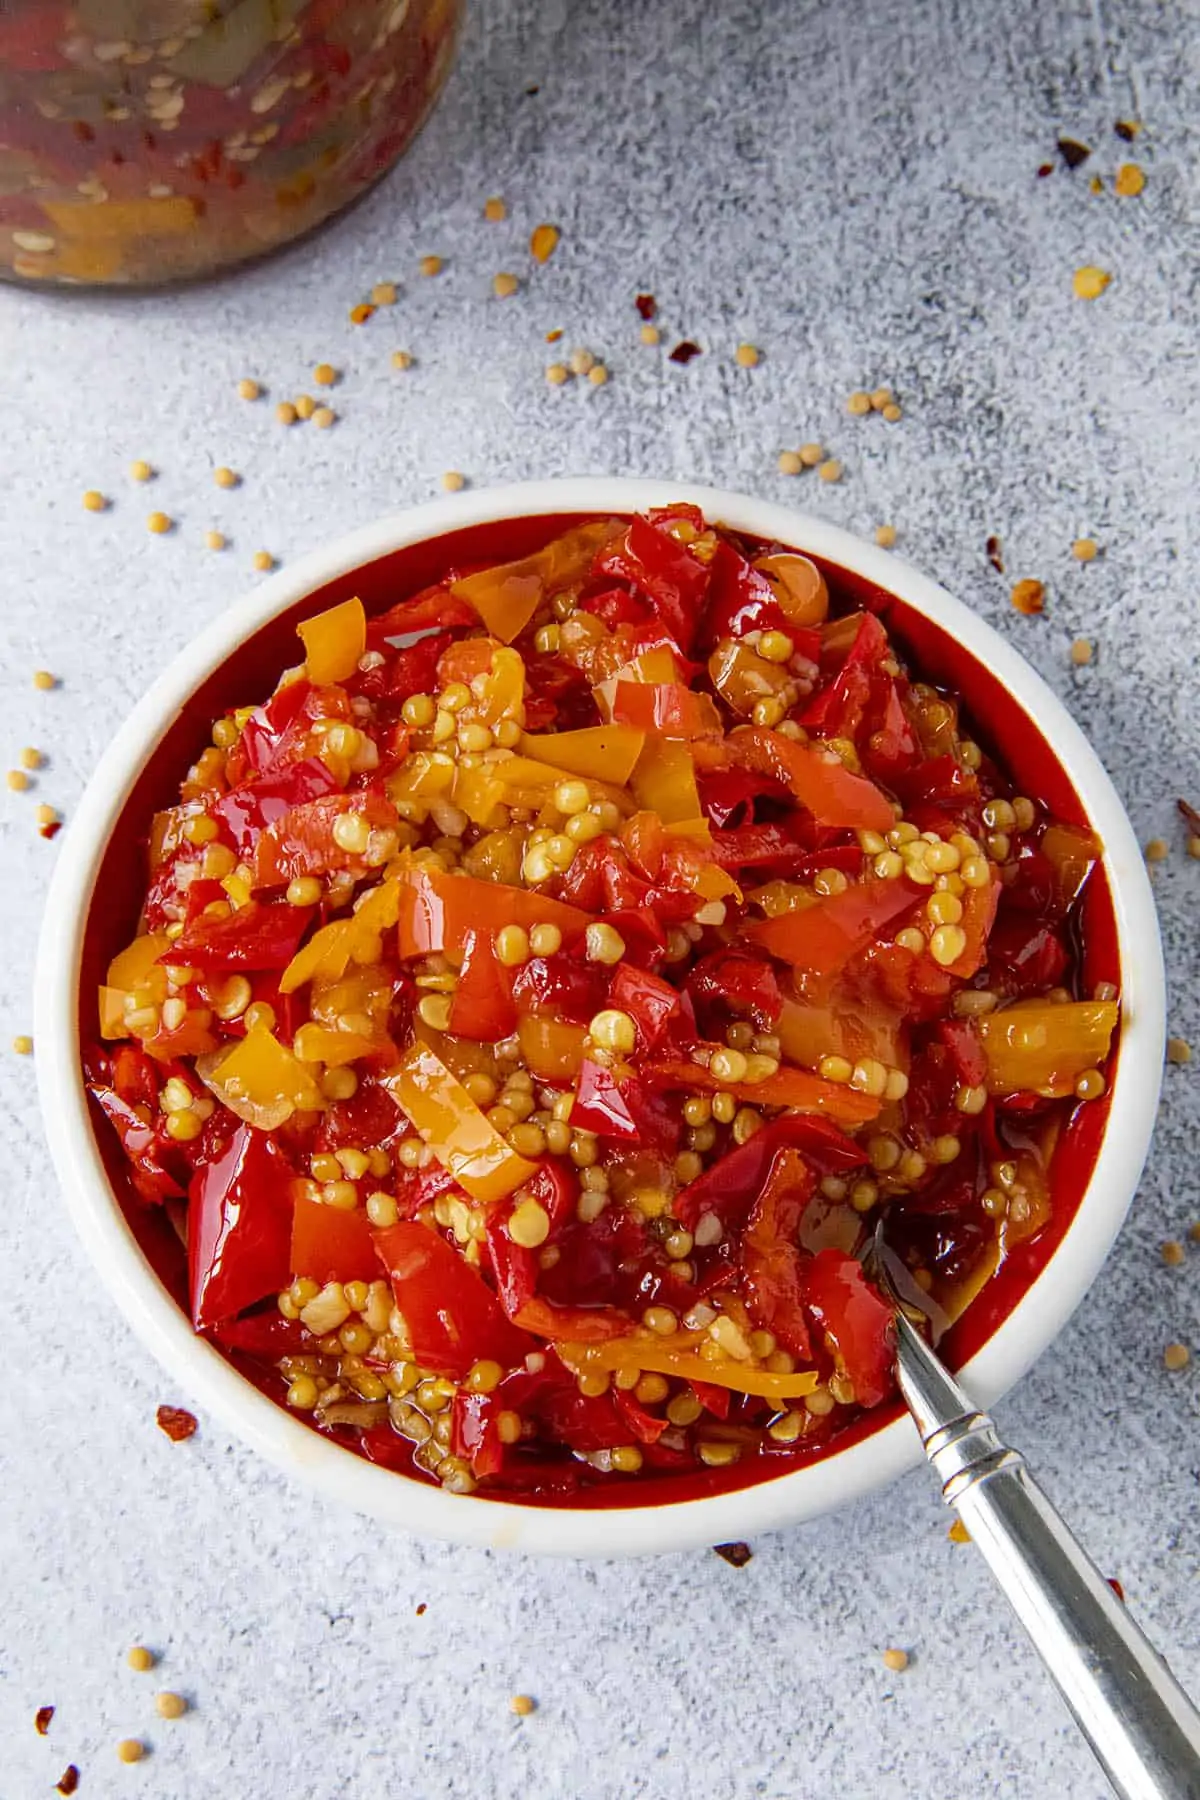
[1115,120,1141,142]
[156,1404,198,1442]
[1177,798,1200,835]
[1057,137,1091,169]
[1010,578,1045,616]
[669,340,702,364]
[1108,1575,1126,1602]
[56,1768,80,1796]
[635,293,657,321]
[712,1541,753,1567]
[1036,162,1054,178]
[35,1705,55,1736]
[985,534,1004,573]
[39,820,62,840]
[349,303,376,326]
[415,1602,427,1616]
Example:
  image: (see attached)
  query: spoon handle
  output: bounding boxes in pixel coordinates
[895,1313,1200,1800]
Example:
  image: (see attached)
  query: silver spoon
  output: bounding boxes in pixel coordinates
[873,1233,1200,1799]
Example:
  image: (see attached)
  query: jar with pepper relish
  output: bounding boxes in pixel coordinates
[0,0,462,287]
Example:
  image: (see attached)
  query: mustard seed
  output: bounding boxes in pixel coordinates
[253,550,275,572]
[147,511,172,534]
[640,323,660,345]
[587,364,609,387]
[116,1738,145,1764]
[371,281,397,305]
[875,524,897,548]
[276,401,298,425]
[129,460,154,482]
[1072,537,1098,562]
[313,362,338,386]
[7,769,29,791]
[545,363,569,386]
[846,390,872,415]
[294,394,316,420]
[1167,1037,1192,1065]
[12,1034,33,1054]
[1163,1343,1190,1372]
[441,471,466,492]
[419,254,443,277]
[1161,1240,1185,1266]
[20,746,42,770]
[1070,637,1094,665]
[882,1648,909,1672]
[882,402,903,422]
[1145,838,1169,863]
[312,407,336,429]
[33,670,57,690]
[1074,265,1111,300]
[817,459,843,483]
[237,378,262,400]
[493,272,519,298]
[126,1646,155,1672]
[391,350,414,371]
[509,1694,537,1716]
[154,1691,187,1720]
[82,489,108,512]
[205,530,227,551]
[483,196,507,221]
[798,442,824,466]
[213,466,239,489]
[777,451,803,476]
[735,343,760,367]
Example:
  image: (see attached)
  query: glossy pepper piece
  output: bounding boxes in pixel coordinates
[451,522,618,643]
[290,1195,379,1286]
[746,877,922,981]
[189,1124,296,1331]
[171,900,315,972]
[802,1247,895,1408]
[394,856,589,959]
[374,1221,532,1377]
[384,1044,537,1203]
[297,596,366,685]
[978,1000,1119,1096]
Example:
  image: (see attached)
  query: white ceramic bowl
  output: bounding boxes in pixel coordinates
[35,477,1165,1557]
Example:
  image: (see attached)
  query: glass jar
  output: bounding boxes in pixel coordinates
[0,0,462,287]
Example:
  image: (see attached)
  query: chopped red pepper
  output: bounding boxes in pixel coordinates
[189,1124,296,1331]
[802,1248,895,1407]
[375,1221,532,1377]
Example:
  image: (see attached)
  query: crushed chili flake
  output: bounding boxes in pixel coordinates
[1089,174,1104,195]
[713,1541,753,1567]
[948,1518,971,1544]
[349,303,376,325]
[635,293,657,321]
[1010,578,1045,616]
[56,1768,80,1796]
[545,329,563,343]
[1057,137,1091,169]
[1036,162,1054,178]
[39,819,63,840]
[1176,798,1200,836]
[35,1705,55,1735]
[415,1602,428,1616]
[156,1404,198,1441]
[986,535,1004,573]
[1115,120,1141,141]
[669,340,702,364]
[1108,1575,1126,1602]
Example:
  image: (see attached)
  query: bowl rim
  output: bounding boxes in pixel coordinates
[34,475,1165,1558]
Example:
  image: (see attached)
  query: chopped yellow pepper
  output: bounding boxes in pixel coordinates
[279,874,401,994]
[450,522,616,643]
[296,595,366,685]
[978,1000,1119,1096]
[558,1333,820,1399]
[42,195,197,241]
[631,738,702,825]
[210,1027,325,1122]
[108,932,172,995]
[519,725,646,786]
[383,1043,537,1204]
[475,646,526,726]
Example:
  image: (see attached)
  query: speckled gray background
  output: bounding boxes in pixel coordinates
[2,0,1199,1795]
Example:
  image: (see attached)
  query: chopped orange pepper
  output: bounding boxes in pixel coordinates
[42,195,197,241]
[518,1015,586,1081]
[395,856,588,958]
[108,932,172,995]
[296,596,366,685]
[209,1028,325,1123]
[557,1334,820,1399]
[293,1025,378,1068]
[384,1043,537,1203]
[451,522,617,643]
[518,724,646,785]
[98,987,129,1039]
[475,646,526,726]
[631,737,703,825]
[978,1000,1118,1096]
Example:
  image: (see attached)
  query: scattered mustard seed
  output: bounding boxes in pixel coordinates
[126,1646,155,1672]
[32,670,57,691]
[798,442,825,467]
[1161,1240,1186,1266]
[1070,637,1094,665]
[870,386,894,411]
[483,196,507,221]
[370,282,397,306]
[735,343,760,368]
[313,407,336,429]
[846,390,872,415]
[391,350,414,371]
[129,460,154,483]
[493,271,519,299]
[545,363,569,386]
[882,1648,909,1672]
[82,489,108,512]
[12,1034,33,1055]
[213,467,239,489]
[530,223,559,263]
[1190,1222,1200,1244]
[875,524,897,548]
[115,1739,145,1764]
[1072,537,1099,561]
[252,551,275,572]
[1163,1343,1190,1372]
[442,471,466,492]
[1074,265,1112,300]
[1145,838,1169,863]
[640,323,660,345]
[419,254,443,277]
[817,459,843,483]
[349,302,376,324]
[587,364,609,387]
[205,530,227,552]
[313,362,338,387]
[1167,1037,1192,1065]
[509,1694,537,1716]
[6,769,29,792]
[147,511,173,535]
[882,402,903,422]
[1114,163,1145,197]
[36,803,58,827]
[154,1692,188,1720]
[20,746,42,770]
[1010,579,1045,616]
[777,451,803,476]
[237,378,262,401]
[568,348,595,376]
[1189,836,1200,860]
[276,401,298,426]
[295,395,317,421]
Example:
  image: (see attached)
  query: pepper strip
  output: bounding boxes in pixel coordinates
[557,1336,821,1400]
[382,1043,536,1204]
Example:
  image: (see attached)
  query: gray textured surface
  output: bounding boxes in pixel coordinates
[2,1,1199,1795]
